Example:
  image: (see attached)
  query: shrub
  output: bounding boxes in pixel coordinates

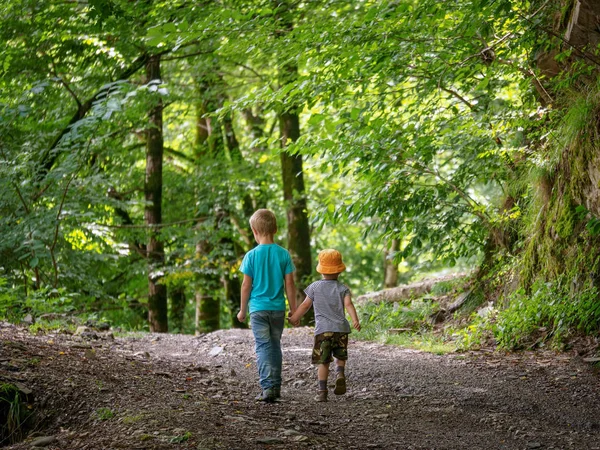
[495,278,600,349]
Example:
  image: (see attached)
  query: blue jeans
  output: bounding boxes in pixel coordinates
[250,310,285,391]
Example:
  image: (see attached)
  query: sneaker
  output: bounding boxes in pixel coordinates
[273,386,281,399]
[255,389,276,403]
[315,390,328,402]
[334,376,346,395]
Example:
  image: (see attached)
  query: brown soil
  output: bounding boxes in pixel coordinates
[2,321,600,449]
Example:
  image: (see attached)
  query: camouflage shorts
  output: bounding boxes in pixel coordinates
[312,332,349,365]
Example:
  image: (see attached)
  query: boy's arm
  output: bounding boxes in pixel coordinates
[344,294,361,331]
[289,296,313,326]
[284,272,297,315]
[237,274,253,322]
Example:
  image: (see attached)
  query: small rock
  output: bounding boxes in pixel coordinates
[75,326,91,335]
[283,429,302,436]
[31,436,57,447]
[209,346,223,357]
[14,382,32,396]
[22,314,34,325]
[526,443,542,449]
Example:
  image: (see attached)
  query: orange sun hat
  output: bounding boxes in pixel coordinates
[316,249,346,274]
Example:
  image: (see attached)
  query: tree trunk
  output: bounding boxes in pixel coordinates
[280,108,313,324]
[195,241,221,334]
[501,0,600,294]
[384,239,400,289]
[221,112,249,328]
[223,272,248,328]
[145,55,168,332]
[193,80,222,334]
[169,286,186,333]
[275,2,314,323]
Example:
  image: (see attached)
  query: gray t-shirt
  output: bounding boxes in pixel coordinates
[304,279,351,335]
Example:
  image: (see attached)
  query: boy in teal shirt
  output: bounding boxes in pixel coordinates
[237,209,297,402]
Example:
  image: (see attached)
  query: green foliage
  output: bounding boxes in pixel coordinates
[169,431,192,444]
[122,414,144,425]
[94,407,115,421]
[495,279,600,350]
[353,298,454,354]
[358,300,438,335]
[451,310,496,351]
[28,318,76,335]
[0,278,20,321]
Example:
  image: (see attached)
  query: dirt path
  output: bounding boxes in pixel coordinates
[2,322,600,449]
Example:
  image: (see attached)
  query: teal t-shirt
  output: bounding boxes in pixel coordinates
[240,244,295,313]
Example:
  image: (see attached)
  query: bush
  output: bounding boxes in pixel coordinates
[495,279,600,349]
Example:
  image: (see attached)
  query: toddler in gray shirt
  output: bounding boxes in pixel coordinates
[289,249,361,402]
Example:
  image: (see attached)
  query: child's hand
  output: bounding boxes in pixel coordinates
[237,310,247,322]
[288,316,299,327]
[353,320,361,331]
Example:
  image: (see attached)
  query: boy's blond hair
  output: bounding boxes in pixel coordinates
[249,209,278,236]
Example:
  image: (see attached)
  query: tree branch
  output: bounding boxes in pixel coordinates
[37,53,151,180]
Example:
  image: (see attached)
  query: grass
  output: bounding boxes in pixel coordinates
[122,414,144,425]
[354,298,456,355]
[94,407,115,421]
[28,319,77,335]
[0,383,32,444]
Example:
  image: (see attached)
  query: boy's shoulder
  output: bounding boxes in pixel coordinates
[307,279,349,290]
[246,244,291,258]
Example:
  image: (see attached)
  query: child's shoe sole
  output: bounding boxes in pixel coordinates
[334,377,346,395]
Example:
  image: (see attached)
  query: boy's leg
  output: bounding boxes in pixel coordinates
[335,359,346,375]
[334,359,347,395]
[331,333,349,395]
[312,333,334,402]
[268,311,285,398]
[316,363,329,402]
[250,311,275,399]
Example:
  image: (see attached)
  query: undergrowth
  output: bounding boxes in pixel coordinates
[0,383,33,445]
[495,278,600,350]
[354,298,454,355]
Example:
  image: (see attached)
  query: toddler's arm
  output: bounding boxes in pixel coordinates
[237,274,252,322]
[289,296,312,326]
[284,272,297,315]
[344,295,361,331]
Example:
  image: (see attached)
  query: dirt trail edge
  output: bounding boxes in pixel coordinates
[2,322,600,450]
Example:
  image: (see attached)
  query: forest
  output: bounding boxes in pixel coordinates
[2,0,600,350]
